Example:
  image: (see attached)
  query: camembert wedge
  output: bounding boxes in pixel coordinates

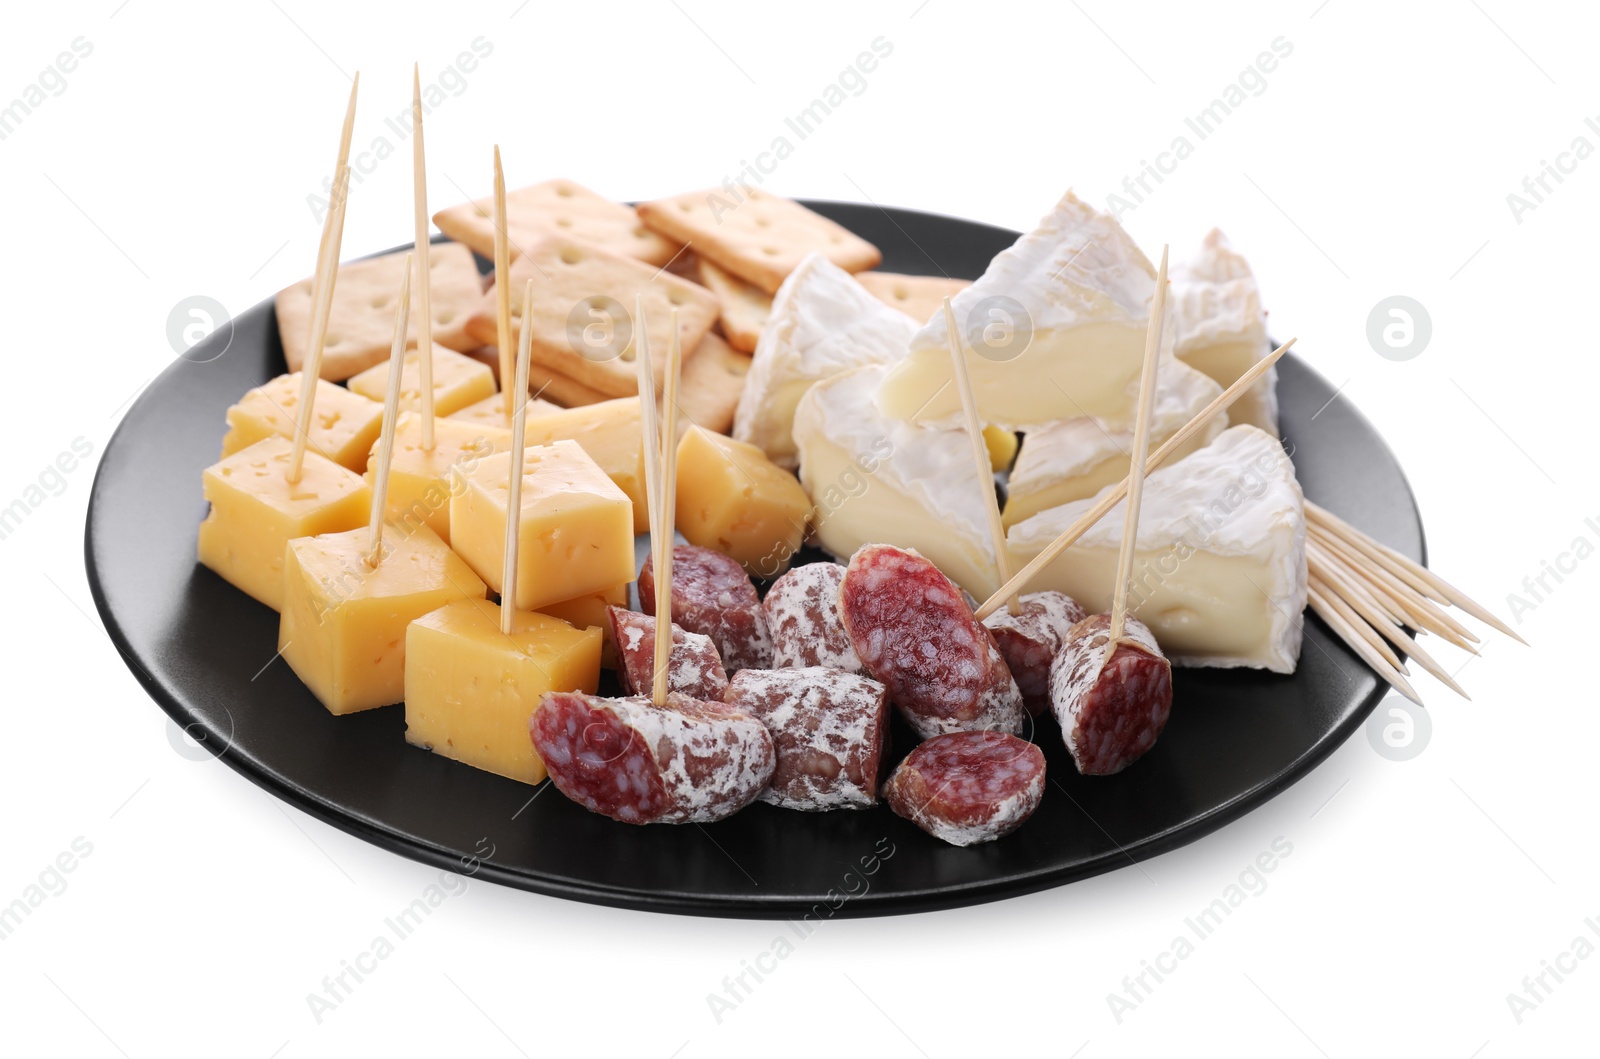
[1171,229,1277,435]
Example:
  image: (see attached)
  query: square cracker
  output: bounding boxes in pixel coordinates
[432,178,681,267]
[276,243,481,381]
[695,258,770,352]
[636,189,881,295]
[463,235,719,399]
[854,272,973,327]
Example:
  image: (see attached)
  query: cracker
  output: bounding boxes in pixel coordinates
[695,258,770,352]
[521,333,747,436]
[463,235,719,398]
[276,243,481,381]
[854,271,972,327]
[527,361,610,408]
[637,188,881,295]
[432,178,680,267]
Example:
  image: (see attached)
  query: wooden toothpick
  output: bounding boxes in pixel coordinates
[942,298,1017,616]
[303,75,360,357]
[365,255,413,567]
[288,164,352,483]
[499,278,537,636]
[652,311,684,706]
[1307,582,1422,705]
[493,146,514,419]
[973,336,1297,620]
[634,297,668,706]
[1107,245,1168,649]
[411,64,435,450]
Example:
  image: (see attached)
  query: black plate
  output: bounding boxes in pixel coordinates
[86,201,1424,918]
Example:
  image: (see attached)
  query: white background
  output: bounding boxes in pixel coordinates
[1,1,1594,1055]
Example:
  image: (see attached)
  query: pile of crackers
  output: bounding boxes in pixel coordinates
[275,179,969,434]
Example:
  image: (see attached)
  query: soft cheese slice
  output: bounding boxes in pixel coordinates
[1003,359,1225,528]
[733,253,916,470]
[792,364,999,600]
[1006,425,1306,672]
[876,190,1160,430]
[1171,229,1277,434]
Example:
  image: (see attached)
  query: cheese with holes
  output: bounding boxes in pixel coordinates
[364,413,511,545]
[1172,229,1277,434]
[447,392,562,433]
[449,440,635,610]
[1003,359,1225,528]
[876,190,1162,430]
[220,372,383,472]
[733,253,915,469]
[1006,425,1306,672]
[405,599,601,785]
[675,426,812,578]
[347,343,497,419]
[538,582,628,669]
[793,364,999,599]
[197,435,371,610]
[518,397,649,532]
[279,523,486,714]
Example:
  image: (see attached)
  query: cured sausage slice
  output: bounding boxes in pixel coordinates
[838,544,1024,740]
[607,606,729,702]
[883,730,1046,846]
[763,562,862,673]
[1049,613,1173,776]
[531,691,775,824]
[982,591,1088,717]
[639,544,774,672]
[724,666,889,811]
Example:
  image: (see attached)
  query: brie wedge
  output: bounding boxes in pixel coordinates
[732,253,916,469]
[1006,425,1306,672]
[792,364,1000,600]
[875,190,1160,430]
[1171,229,1277,435]
[1003,359,1225,529]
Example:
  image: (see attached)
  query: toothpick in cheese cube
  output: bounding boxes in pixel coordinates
[347,342,496,419]
[447,391,562,433]
[365,412,511,544]
[279,523,487,714]
[220,372,383,472]
[404,598,601,784]
[197,435,372,610]
[448,439,635,610]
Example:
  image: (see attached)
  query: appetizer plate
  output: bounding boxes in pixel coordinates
[86,202,1422,918]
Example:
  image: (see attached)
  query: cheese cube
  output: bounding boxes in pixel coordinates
[220,372,383,472]
[518,397,649,533]
[279,524,487,714]
[365,413,511,544]
[538,582,628,669]
[449,440,635,610]
[347,343,497,419]
[197,435,371,610]
[675,426,811,578]
[404,598,601,785]
[447,392,562,433]
[1003,360,1224,528]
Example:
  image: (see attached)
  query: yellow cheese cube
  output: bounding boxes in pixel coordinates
[197,435,371,610]
[365,413,511,544]
[518,397,649,533]
[449,440,636,610]
[675,426,811,577]
[404,598,601,784]
[983,424,1019,472]
[537,582,628,669]
[279,524,487,715]
[220,372,383,472]
[347,343,497,419]
[446,392,562,433]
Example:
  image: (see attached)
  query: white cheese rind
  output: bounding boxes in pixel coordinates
[1006,425,1307,673]
[876,190,1161,430]
[792,365,1000,600]
[1171,229,1277,435]
[732,253,916,469]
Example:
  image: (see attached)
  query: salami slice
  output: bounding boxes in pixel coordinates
[531,690,775,824]
[883,730,1046,846]
[1049,613,1173,776]
[763,562,862,673]
[639,544,774,672]
[724,666,889,811]
[838,544,1025,740]
[982,591,1088,717]
[607,606,729,701]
